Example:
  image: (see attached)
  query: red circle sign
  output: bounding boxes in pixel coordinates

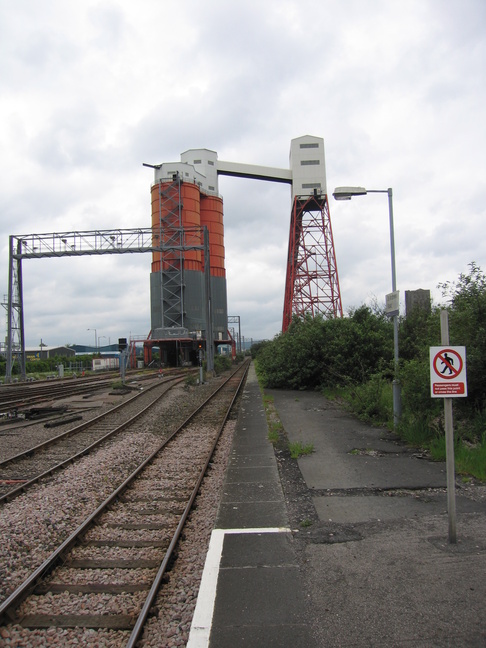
[433,349,463,379]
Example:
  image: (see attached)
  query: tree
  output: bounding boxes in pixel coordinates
[439,262,486,411]
[255,307,393,390]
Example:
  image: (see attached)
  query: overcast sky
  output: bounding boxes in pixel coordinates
[1,0,485,349]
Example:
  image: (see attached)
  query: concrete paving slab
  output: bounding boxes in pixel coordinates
[209,622,316,648]
[216,501,288,529]
[219,532,297,568]
[210,532,315,648]
[268,389,447,490]
[228,453,276,468]
[313,493,486,523]
[313,493,448,522]
[224,465,280,484]
[221,479,285,503]
[212,564,306,625]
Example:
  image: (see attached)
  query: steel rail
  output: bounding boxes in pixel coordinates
[0,375,186,504]
[0,374,179,468]
[126,359,249,647]
[0,371,158,412]
[0,360,250,626]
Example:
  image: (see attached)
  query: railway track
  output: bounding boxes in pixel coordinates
[0,374,187,503]
[0,360,249,646]
[0,371,159,415]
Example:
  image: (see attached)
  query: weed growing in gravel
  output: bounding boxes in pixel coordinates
[262,394,285,445]
[268,421,283,444]
[185,373,198,387]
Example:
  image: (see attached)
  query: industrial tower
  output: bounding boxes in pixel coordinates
[282,136,343,330]
[145,135,342,361]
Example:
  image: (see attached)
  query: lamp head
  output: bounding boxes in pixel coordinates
[332,186,368,201]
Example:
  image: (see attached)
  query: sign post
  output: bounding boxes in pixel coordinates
[429,311,467,544]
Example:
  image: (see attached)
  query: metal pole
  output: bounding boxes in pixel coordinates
[6,237,26,383]
[203,227,214,373]
[387,188,401,427]
[6,237,15,383]
[440,309,457,543]
[16,240,26,382]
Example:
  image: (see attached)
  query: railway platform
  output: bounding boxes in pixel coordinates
[188,364,486,647]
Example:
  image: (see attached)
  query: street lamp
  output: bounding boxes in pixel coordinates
[87,328,97,352]
[333,186,401,427]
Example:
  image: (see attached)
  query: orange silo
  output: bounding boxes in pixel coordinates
[200,195,225,277]
[150,179,202,273]
[149,175,228,350]
[200,194,228,339]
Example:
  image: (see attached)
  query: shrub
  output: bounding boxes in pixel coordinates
[213,355,232,375]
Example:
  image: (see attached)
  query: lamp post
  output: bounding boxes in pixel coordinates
[333,186,401,427]
[87,328,97,352]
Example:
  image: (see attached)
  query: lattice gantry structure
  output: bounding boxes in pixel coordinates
[4,228,209,382]
[282,137,342,330]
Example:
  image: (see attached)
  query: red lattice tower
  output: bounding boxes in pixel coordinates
[282,193,343,332]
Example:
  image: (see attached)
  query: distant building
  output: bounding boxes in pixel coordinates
[25,346,76,361]
[405,289,431,316]
[92,356,119,371]
[70,344,120,355]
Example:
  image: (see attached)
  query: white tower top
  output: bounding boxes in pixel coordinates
[289,135,327,199]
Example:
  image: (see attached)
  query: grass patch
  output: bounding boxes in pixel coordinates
[289,441,314,459]
[429,436,486,480]
[455,438,486,480]
[428,435,446,461]
[400,418,437,448]
[344,375,393,428]
[261,394,284,445]
[185,373,198,387]
[268,421,283,444]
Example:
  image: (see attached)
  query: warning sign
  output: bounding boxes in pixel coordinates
[385,291,399,317]
[430,346,467,398]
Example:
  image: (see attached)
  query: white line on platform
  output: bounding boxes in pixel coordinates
[186,527,291,648]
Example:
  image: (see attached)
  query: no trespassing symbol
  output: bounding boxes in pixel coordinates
[430,346,467,398]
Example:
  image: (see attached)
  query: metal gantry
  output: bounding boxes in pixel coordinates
[282,194,343,332]
[228,315,241,353]
[5,226,209,383]
[155,175,185,329]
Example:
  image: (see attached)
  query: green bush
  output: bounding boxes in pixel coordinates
[213,355,232,375]
[343,373,392,426]
[256,307,393,391]
[398,358,441,424]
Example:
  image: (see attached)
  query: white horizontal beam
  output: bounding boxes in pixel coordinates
[217,160,292,184]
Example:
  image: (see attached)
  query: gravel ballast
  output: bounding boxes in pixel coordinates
[0,373,238,647]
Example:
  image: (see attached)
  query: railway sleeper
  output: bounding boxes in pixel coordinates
[18,613,137,629]
[105,522,171,530]
[119,493,190,503]
[66,558,161,569]
[83,539,168,548]
[35,583,152,594]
